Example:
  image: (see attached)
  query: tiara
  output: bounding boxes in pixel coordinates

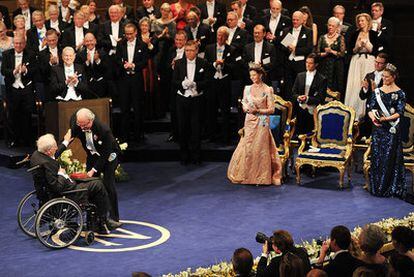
[248,62,263,70]
[385,63,397,72]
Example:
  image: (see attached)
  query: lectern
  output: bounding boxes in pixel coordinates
[44,98,111,162]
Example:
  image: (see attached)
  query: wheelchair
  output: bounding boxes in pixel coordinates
[17,160,99,249]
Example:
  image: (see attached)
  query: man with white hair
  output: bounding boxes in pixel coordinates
[26,10,49,53]
[61,10,90,51]
[69,108,122,226]
[12,0,36,30]
[30,132,117,233]
[50,46,89,100]
[281,11,313,100]
[204,26,235,143]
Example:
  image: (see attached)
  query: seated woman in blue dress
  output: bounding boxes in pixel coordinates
[367,64,406,198]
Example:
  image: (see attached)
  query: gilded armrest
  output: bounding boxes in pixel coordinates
[298,132,315,155]
[363,137,372,162]
[344,137,354,159]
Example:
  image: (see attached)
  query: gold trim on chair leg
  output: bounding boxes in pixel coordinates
[295,162,301,184]
[363,163,370,190]
[347,163,352,186]
[338,166,345,189]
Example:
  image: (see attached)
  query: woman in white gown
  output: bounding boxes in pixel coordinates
[344,13,377,120]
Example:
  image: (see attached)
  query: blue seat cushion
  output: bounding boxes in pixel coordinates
[298,148,346,161]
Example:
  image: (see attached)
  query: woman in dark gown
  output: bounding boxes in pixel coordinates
[317,17,345,95]
[367,64,406,198]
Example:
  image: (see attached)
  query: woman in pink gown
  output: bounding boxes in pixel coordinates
[170,0,194,31]
[227,66,282,186]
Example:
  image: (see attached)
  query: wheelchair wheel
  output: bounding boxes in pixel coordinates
[17,190,38,238]
[35,198,83,249]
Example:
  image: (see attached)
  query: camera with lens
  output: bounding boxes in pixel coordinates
[256,232,273,245]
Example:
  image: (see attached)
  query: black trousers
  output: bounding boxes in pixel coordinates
[75,179,109,217]
[176,94,202,162]
[206,77,231,141]
[118,74,144,141]
[87,155,119,221]
[6,86,34,144]
[284,60,305,101]
[294,101,315,135]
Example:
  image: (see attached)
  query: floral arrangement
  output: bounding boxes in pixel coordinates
[57,142,129,182]
[163,213,414,277]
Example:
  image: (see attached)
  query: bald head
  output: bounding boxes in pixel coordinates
[76,108,95,131]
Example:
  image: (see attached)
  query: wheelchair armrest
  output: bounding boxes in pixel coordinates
[61,188,88,195]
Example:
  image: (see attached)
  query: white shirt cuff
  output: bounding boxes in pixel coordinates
[62,141,69,147]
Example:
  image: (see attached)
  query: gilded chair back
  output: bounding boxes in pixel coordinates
[313,101,355,148]
[401,103,414,152]
[273,94,293,144]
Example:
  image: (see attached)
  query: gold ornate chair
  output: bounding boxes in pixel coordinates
[295,101,356,188]
[272,95,296,182]
[363,103,414,189]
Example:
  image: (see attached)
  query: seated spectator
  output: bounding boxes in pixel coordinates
[391,226,414,259]
[352,266,376,277]
[316,225,363,277]
[357,224,389,277]
[279,252,306,277]
[256,230,311,277]
[389,252,414,277]
[232,248,255,277]
[307,269,328,277]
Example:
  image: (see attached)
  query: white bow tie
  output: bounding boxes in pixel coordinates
[187,60,196,64]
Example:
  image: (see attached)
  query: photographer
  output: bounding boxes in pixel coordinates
[256,230,311,277]
[315,225,362,277]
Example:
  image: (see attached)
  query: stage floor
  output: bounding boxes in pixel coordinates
[1,162,413,276]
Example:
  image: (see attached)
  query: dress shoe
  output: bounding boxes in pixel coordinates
[106,219,123,230]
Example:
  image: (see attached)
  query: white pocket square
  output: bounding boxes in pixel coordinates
[236,35,241,39]
[138,49,142,53]
[382,26,387,30]
[302,34,307,39]
[227,52,231,57]
[199,68,204,73]
[200,36,206,40]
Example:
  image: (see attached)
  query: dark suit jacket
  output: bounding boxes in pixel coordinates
[70,117,120,173]
[99,20,125,52]
[115,38,148,78]
[197,1,227,32]
[256,247,311,277]
[76,48,108,97]
[243,4,257,21]
[61,26,91,50]
[204,43,235,79]
[292,71,327,105]
[375,18,393,55]
[281,26,313,61]
[184,23,211,53]
[85,22,99,37]
[136,6,161,21]
[260,14,291,38]
[323,251,364,277]
[58,6,75,23]
[243,40,276,79]
[30,143,76,196]
[1,48,36,91]
[37,46,62,83]
[172,57,208,96]
[229,27,249,57]
[49,63,89,99]
[26,26,51,53]
[12,7,36,28]
[359,71,383,101]
[0,5,11,29]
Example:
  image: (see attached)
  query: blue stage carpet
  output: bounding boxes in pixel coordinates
[1,162,412,276]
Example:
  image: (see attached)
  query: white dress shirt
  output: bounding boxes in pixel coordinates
[127,39,136,63]
[190,23,200,40]
[289,26,304,61]
[186,59,196,82]
[305,70,316,96]
[228,27,237,44]
[254,41,263,63]
[12,52,25,89]
[63,64,81,101]
[175,47,184,60]
[49,47,59,65]
[214,44,227,79]
[87,48,96,65]
[269,13,281,35]
[75,26,84,47]
[85,130,99,155]
[50,19,60,32]
[207,1,215,18]
[111,21,120,41]
[61,6,69,22]
[372,17,382,32]
[374,70,383,86]
[22,9,31,30]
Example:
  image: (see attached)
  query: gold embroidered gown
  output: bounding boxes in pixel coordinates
[227,85,282,185]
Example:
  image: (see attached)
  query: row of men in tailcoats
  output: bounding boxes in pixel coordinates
[1,0,394,148]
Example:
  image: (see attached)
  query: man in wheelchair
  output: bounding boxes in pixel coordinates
[30,133,120,234]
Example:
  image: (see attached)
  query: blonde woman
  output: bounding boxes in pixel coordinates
[344,13,377,120]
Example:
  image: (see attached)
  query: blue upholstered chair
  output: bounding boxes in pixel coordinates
[295,101,356,188]
[363,103,414,189]
[272,95,296,182]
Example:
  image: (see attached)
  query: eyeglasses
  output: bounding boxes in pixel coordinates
[76,120,91,129]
